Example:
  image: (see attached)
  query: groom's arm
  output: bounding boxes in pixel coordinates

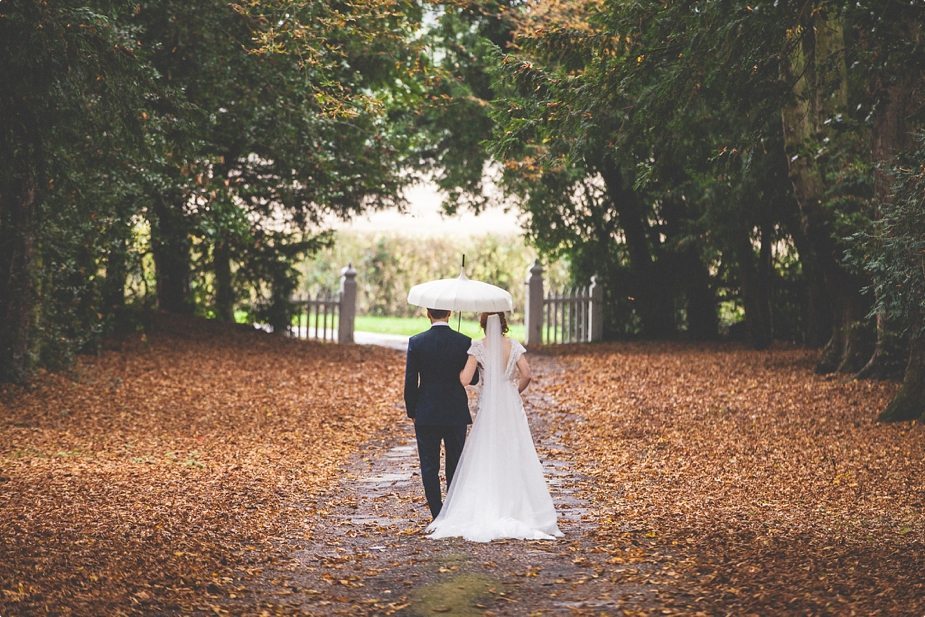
[403,343,419,419]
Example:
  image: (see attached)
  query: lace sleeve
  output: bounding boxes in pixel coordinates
[467,340,483,365]
[511,340,527,363]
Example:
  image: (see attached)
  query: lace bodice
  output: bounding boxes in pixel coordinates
[468,338,526,384]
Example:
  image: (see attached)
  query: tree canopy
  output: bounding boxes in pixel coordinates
[484,0,925,418]
[1,0,923,419]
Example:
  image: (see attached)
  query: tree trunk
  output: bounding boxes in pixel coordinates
[267,262,295,335]
[878,327,925,422]
[859,77,915,379]
[150,194,194,314]
[835,294,873,373]
[813,287,872,373]
[598,157,675,337]
[856,312,906,379]
[737,230,773,350]
[102,231,127,318]
[756,222,774,345]
[0,178,38,383]
[802,258,831,347]
[781,10,870,371]
[214,238,234,322]
[657,182,716,340]
[779,173,830,346]
[685,253,718,340]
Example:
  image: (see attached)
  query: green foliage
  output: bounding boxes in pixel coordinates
[0,0,432,380]
[413,2,518,213]
[132,0,424,324]
[480,0,923,351]
[487,1,795,338]
[2,0,924,412]
[0,1,152,379]
[859,134,925,336]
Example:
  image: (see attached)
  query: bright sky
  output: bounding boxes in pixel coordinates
[331,178,524,236]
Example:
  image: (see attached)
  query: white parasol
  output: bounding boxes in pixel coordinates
[407,268,514,313]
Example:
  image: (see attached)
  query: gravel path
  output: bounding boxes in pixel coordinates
[241,353,659,615]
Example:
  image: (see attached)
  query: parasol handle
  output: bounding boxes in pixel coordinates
[458,254,465,331]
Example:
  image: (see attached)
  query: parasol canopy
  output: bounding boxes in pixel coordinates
[407,269,514,313]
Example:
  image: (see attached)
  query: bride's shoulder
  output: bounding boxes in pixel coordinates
[467,338,485,353]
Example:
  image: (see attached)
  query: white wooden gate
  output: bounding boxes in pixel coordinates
[524,260,603,345]
[289,264,357,343]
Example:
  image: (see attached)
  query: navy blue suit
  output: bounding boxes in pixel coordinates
[404,324,477,518]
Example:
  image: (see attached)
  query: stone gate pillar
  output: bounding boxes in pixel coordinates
[338,263,357,344]
[525,260,544,346]
[589,274,603,342]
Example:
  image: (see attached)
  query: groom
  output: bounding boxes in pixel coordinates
[404,308,477,519]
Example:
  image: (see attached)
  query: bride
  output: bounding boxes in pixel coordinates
[426,312,563,542]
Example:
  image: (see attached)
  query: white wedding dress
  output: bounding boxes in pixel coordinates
[426,314,563,542]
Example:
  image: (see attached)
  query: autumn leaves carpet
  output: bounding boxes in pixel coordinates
[1,317,922,615]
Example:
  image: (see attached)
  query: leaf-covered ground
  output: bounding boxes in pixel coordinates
[2,319,923,615]
[0,314,402,614]
[547,342,925,615]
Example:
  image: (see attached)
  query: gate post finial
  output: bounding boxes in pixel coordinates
[338,263,357,344]
[525,260,544,346]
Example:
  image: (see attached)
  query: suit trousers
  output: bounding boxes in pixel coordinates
[414,424,467,518]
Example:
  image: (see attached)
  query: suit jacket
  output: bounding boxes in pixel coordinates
[404,324,477,425]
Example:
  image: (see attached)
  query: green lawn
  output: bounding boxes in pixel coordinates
[354,315,525,340]
[287,311,525,340]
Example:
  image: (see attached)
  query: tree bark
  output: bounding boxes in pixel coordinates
[657,182,717,340]
[0,178,38,383]
[267,263,294,335]
[858,77,915,379]
[878,327,925,422]
[856,312,906,379]
[781,10,871,371]
[150,194,194,314]
[788,218,831,348]
[685,253,718,340]
[834,294,873,373]
[777,157,830,346]
[102,231,128,319]
[214,238,235,322]
[756,221,774,346]
[598,157,676,337]
[737,229,773,350]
